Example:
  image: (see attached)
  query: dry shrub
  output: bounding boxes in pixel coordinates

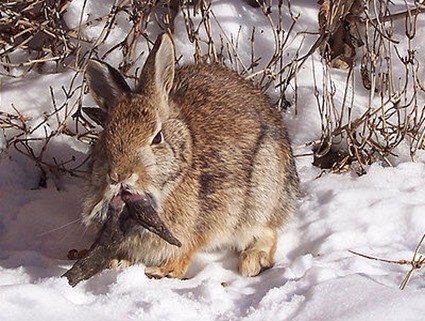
[1,0,425,180]
[314,0,425,174]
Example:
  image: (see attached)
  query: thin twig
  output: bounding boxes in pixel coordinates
[349,233,425,290]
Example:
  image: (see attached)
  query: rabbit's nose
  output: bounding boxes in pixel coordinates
[109,171,133,185]
[109,172,119,184]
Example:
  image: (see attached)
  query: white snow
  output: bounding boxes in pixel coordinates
[1,1,425,320]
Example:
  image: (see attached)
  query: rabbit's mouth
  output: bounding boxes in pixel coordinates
[110,190,157,211]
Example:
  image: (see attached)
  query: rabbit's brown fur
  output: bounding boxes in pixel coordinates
[83,34,299,279]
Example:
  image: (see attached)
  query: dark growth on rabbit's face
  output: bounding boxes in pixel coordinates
[83,34,190,226]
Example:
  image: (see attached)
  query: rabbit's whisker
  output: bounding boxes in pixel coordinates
[37,217,82,237]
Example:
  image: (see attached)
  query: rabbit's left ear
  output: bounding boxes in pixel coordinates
[85,59,132,113]
[82,107,108,127]
[137,33,175,98]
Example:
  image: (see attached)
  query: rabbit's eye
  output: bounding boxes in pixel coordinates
[152,130,163,145]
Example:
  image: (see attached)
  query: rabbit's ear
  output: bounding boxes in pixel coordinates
[137,33,175,98]
[85,59,131,112]
[82,107,108,127]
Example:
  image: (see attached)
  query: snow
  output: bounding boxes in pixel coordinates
[1,0,425,320]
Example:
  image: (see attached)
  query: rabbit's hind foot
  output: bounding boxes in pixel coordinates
[238,227,277,277]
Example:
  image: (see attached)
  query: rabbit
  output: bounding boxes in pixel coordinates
[82,33,299,279]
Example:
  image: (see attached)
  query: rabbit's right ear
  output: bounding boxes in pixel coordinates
[137,33,175,104]
[85,59,131,113]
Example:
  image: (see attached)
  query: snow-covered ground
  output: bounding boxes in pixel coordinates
[1,1,425,320]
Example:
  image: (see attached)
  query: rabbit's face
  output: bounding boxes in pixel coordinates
[83,34,187,226]
[86,96,175,224]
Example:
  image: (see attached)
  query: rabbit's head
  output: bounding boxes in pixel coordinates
[82,34,191,226]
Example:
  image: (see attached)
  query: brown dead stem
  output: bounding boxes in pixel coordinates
[349,233,425,290]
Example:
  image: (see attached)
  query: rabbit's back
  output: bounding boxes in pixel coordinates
[168,63,299,250]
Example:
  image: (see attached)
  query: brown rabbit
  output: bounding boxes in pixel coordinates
[82,33,299,279]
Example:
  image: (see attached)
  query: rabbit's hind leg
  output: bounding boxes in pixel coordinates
[238,227,277,277]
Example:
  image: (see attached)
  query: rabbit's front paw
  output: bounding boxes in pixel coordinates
[109,258,132,270]
[145,266,177,279]
[144,252,193,279]
[144,265,185,279]
[238,249,274,277]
